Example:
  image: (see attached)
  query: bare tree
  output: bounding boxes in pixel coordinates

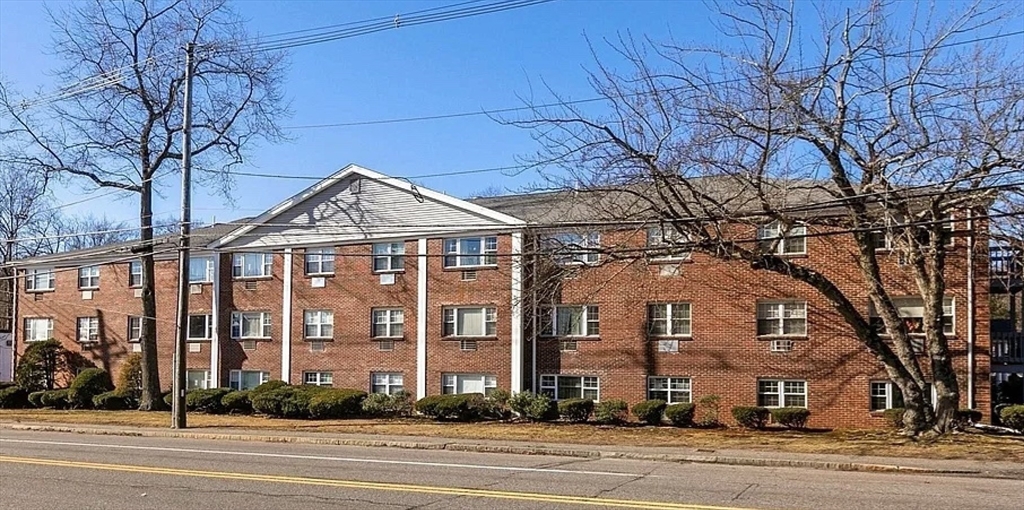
[511,0,1024,433]
[0,0,287,410]
[0,164,54,331]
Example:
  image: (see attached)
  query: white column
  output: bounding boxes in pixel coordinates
[417,238,428,399]
[281,249,293,384]
[210,256,220,387]
[510,231,523,393]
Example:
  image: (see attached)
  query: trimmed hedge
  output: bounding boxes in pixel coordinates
[250,380,289,398]
[361,391,413,418]
[251,386,325,419]
[882,408,905,429]
[664,403,696,427]
[770,407,811,429]
[0,386,29,409]
[508,391,558,422]
[632,399,667,425]
[68,368,114,409]
[415,394,486,421]
[557,398,594,423]
[163,391,175,407]
[594,399,629,425]
[186,388,233,414]
[222,391,253,414]
[28,390,47,408]
[92,391,134,410]
[309,389,368,419]
[40,389,71,409]
[1000,405,1024,432]
[731,406,770,429]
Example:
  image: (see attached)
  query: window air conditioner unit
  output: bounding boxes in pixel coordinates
[770,339,794,352]
[189,284,203,294]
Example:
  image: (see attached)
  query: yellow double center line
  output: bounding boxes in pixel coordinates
[0,455,757,510]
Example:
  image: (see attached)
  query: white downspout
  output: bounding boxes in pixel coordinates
[281,249,293,384]
[417,238,428,399]
[966,210,975,410]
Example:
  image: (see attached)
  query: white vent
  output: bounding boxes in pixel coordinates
[244,281,258,291]
[311,277,326,288]
[379,273,396,285]
[377,339,395,351]
[349,178,362,194]
[310,341,325,352]
[131,343,142,353]
[461,270,477,281]
[189,284,203,295]
[188,343,202,353]
[659,265,681,277]
[560,340,578,352]
[657,339,679,353]
[241,340,257,351]
[81,290,94,300]
[133,288,144,298]
[460,339,478,351]
[770,339,795,352]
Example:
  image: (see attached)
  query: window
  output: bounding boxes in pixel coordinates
[646,226,691,261]
[441,373,497,395]
[25,268,55,291]
[128,261,143,287]
[443,236,497,268]
[229,370,269,390]
[647,377,692,404]
[371,373,404,394]
[870,381,935,411]
[24,318,53,342]
[372,308,404,338]
[303,371,333,387]
[540,305,599,337]
[77,317,99,343]
[232,253,272,278]
[187,314,213,340]
[757,379,807,408]
[756,301,807,336]
[539,375,600,401]
[189,257,215,283]
[543,232,600,265]
[372,243,405,272]
[305,248,335,275]
[442,307,497,337]
[128,316,142,342]
[230,311,271,339]
[757,221,806,255]
[303,310,334,339]
[187,370,211,390]
[648,303,692,337]
[869,297,954,336]
[78,266,100,289]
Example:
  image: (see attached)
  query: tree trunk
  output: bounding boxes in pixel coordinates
[137,176,166,411]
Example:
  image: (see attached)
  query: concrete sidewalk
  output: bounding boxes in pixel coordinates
[2,420,1022,480]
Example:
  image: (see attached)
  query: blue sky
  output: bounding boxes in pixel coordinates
[1,0,1021,227]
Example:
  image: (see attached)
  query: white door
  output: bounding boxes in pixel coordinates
[0,333,12,383]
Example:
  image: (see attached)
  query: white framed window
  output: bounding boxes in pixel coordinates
[869,381,935,411]
[442,306,497,337]
[25,268,55,292]
[77,317,99,343]
[543,232,600,265]
[540,305,599,337]
[539,374,600,401]
[303,371,333,387]
[756,301,807,336]
[441,373,497,395]
[187,369,211,390]
[443,236,498,268]
[646,226,691,261]
[647,377,692,404]
[371,372,404,394]
[303,310,334,339]
[78,266,100,289]
[230,311,271,339]
[305,248,335,275]
[128,316,142,342]
[757,221,806,255]
[869,297,955,336]
[189,257,215,283]
[187,314,213,340]
[757,379,807,408]
[372,308,404,338]
[23,317,53,343]
[648,303,692,337]
[372,242,405,272]
[232,253,272,278]
[229,370,269,390]
[128,261,143,287]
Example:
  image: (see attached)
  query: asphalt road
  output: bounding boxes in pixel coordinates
[0,429,1021,510]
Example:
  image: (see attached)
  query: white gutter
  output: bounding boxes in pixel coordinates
[966,210,975,410]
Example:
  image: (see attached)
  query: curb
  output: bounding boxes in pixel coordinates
[0,423,1000,478]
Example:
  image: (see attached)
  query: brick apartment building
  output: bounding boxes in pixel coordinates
[7,164,999,428]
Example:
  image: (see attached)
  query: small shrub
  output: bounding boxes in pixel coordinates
[770,407,811,429]
[40,389,71,409]
[882,408,905,429]
[92,391,133,410]
[697,395,722,427]
[557,398,594,423]
[594,399,629,425]
[115,354,143,399]
[1000,405,1024,432]
[415,394,486,421]
[28,390,47,408]
[731,406,770,429]
[186,388,233,414]
[508,391,558,422]
[664,403,696,427]
[163,391,175,407]
[0,382,14,390]
[221,391,253,414]
[0,386,29,409]
[632,399,667,425]
[251,386,324,419]
[309,389,368,419]
[250,380,289,398]
[361,391,412,418]
[15,340,72,392]
[482,389,513,420]
[952,409,983,429]
[68,368,114,409]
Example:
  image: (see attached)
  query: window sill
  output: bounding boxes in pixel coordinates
[232,337,271,341]
[305,273,335,278]
[372,269,405,275]
[370,336,404,341]
[186,338,213,342]
[442,335,498,341]
[650,335,693,340]
[79,287,100,291]
[304,337,334,342]
[541,335,600,340]
[442,265,498,272]
[756,335,807,340]
[188,280,214,285]
[232,276,273,281]
[25,289,55,294]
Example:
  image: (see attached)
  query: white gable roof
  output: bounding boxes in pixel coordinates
[212,164,526,249]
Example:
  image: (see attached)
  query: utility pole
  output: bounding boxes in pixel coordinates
[172,42,195,429]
